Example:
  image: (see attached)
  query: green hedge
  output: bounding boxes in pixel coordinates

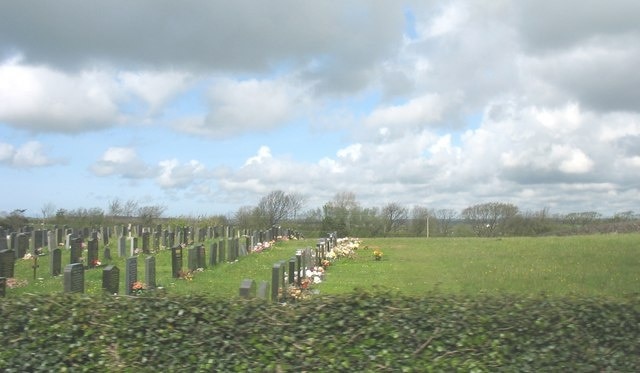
[1,290,639,371]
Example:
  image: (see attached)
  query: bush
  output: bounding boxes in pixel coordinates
[0,291,638,371]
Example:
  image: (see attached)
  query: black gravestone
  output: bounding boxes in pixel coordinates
[102,265,119,294]
[63,263,84,293]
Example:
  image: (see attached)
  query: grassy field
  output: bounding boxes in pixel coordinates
[6,234,640,300]
[319,235,640,299]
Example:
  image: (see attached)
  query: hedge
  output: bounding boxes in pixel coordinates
[1,290,639,371]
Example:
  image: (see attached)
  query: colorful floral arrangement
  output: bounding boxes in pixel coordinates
[373,249,383,260]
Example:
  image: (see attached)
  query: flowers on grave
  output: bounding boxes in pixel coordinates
[131,281,147,295]
[252,240,275,253]
[321,259,331,269]
[6,278,28,289]
[91,259,102,267]
[23,252,33,260]
[373,249,383,261]
[178,270,194,281]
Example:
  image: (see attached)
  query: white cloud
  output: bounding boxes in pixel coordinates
[157,159,206,189]
[0,59,121,132]
[244,146,272,166]
[0,141,55,167]
[119,70,192,114]
[91,147,153,178]
[176,77,311,138]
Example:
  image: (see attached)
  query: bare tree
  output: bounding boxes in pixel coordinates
[381,202,408,236]
[288,192,306,220]
[123,199,139,217]
[256,190,295,227]
[137,205,166,226]
[234,205,257,228]
[108,198,124,217]
[41,202,56,223]
[435,209,457,236]
[411,205,430,237]
[461,202,518,236]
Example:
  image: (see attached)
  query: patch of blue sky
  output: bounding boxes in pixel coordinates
[404,8,419,40]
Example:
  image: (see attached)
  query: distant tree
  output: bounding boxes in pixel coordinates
[41,202,56,223]
[461,202,518,236]
[322,191,360,236]
[434,209,457,236]
[137,205,166,226]
[256,190,296,227]
[381,202,408,236]
[0,209,28,231]
[123,199,139,218]
[233,205,258,229]
[411,205,430,236]
[108,198,124,217]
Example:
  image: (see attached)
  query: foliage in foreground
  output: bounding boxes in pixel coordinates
[1,290,639,372]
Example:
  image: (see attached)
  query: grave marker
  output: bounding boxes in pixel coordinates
[124,257,137,295]
[0,277,5,297]
[50,248,61,276]
[0,249,15,278]
[63,263,84,293]
[87,239,99,268]
[145,256,156,289]
[257,281,270,300]
[102,265,119,294]
[70,237,83,264]
[239,279,256,298]
[209,242,218,266]
[171,245,183,278]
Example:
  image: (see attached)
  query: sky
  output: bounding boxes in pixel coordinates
[1,0,639,218]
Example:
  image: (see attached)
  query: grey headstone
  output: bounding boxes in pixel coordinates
[239,279,256,298]
[0,277,5,297]
[142,232,150,254]
[124,257,137,295]
[171,245,182,278]
[197,245,206,269]
[187,247,198,271]
[118,236,126,257]
[70,237,83,264]
[50,248,62,276]
[257,281,270,300]
[16,233,28,258]
[102,265,119,294]
[209,242,218,266]
[145,256,156,289]
[63,263,84,293]
[87,239,99,268]
[271,263,281,302]
[0,249,15,278]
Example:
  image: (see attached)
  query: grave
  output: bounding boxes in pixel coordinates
[257,281,270,300]
[50,248,62,276]
[145,256,156,289]
[102,265,119,294]
[0,249,15,278]
[0,277,5,297]
[118,236,126,257]
[63,263,84,293]
[239,279,256,298]
[171,245,183,278]
[70,237,83,264]
[142,232,150,254]
[16,233,28,258]
[209,242,218,266]
[197,245,206,269]
[125,257,137,295]
[87,239,99,268]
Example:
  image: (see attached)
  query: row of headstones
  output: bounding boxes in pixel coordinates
[62,255,156,295]
[239,232,338,302]
[168,236,255,278]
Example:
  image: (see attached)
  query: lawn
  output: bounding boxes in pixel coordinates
[319,235,640,299]
[6,234,639,300]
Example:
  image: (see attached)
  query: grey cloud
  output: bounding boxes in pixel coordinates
[0,1,404,94]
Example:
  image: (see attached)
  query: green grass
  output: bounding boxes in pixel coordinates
[7,234,640,300]
[318,235,640,299]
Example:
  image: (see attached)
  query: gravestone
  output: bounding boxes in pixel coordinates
[124,257,137,296]
[87,239,99,268]
[63,263,84,293]
[288,258,296,285]
[239,279,256,298]
[217,241,225,263]
[0,277,5,297]
[296,251,303,286]
[187,246,198,271]
[0,230,7,251]
[130,237,138,256]
[257,281,270,300]
[209,242,218,266]
[103,246,112,261]
[118,236,126,257]
[271,263,282,302]
[47,231,55,252]
[141,232,150,254]
[0,249,15,278]
[102,265,119,294]
[50,248,62,276]
[171,245,183,278]
[102,226,110,245]
[16,233,28,258]
[168,231,175,248]
[70,237,83,264]
[197,245,206,269]
[145,256,156,289]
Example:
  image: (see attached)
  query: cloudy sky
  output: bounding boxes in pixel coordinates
[1,0,639,218]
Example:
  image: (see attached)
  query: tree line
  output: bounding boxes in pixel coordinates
[2,191,638,237]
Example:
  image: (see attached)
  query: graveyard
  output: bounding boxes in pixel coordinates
[0,225,639,370]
